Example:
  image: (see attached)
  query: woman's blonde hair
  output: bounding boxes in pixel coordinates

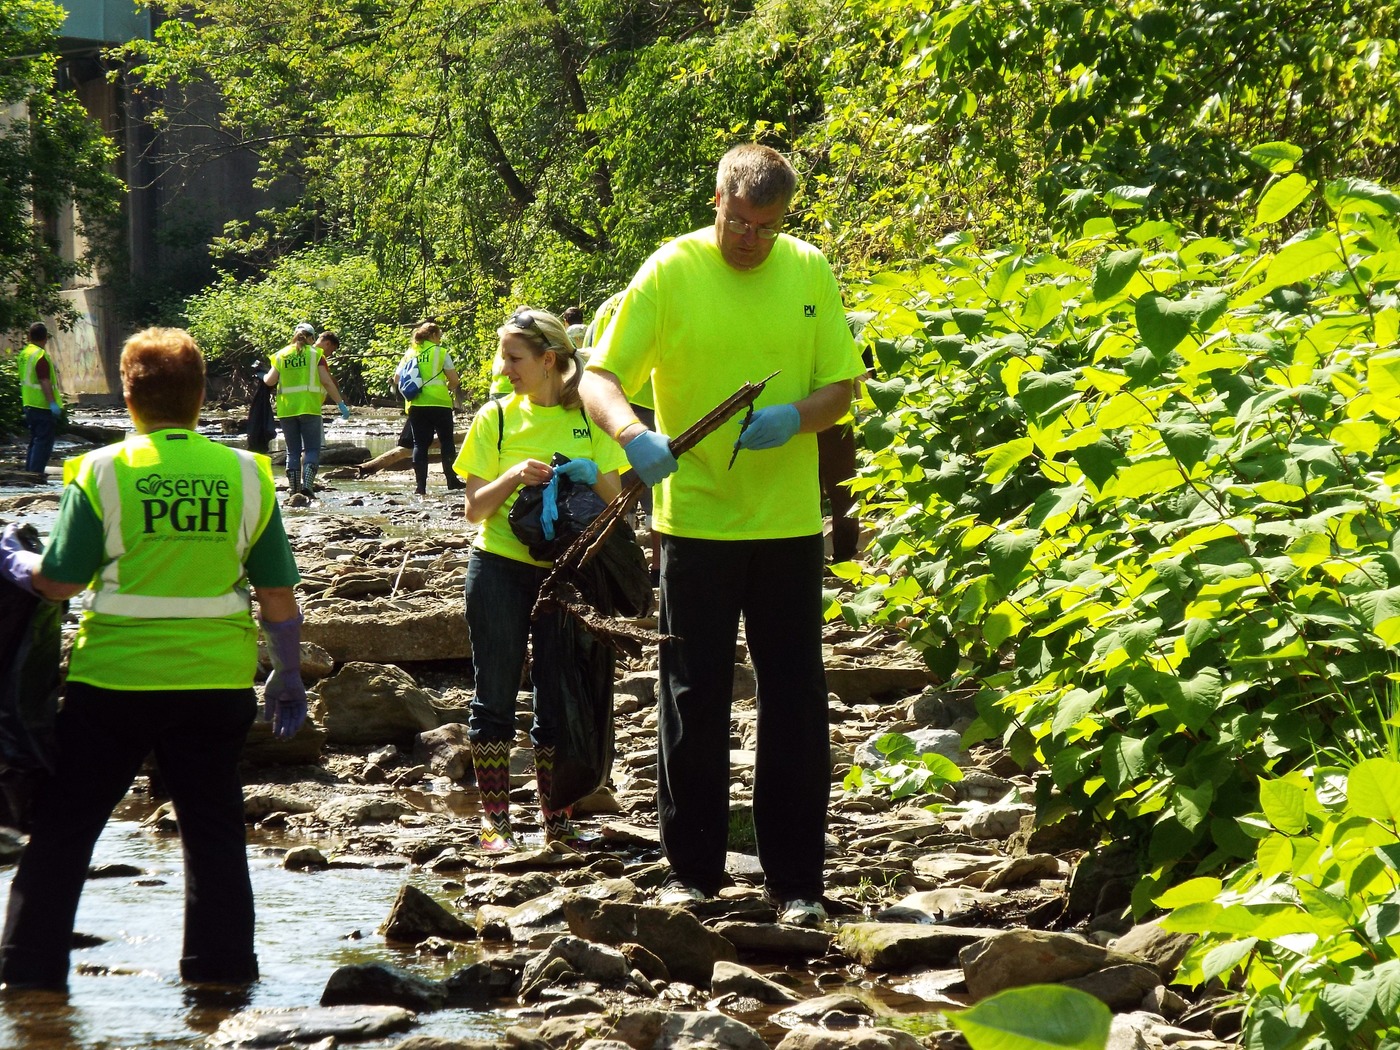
[121,327,206,425]
[499,307,582,408]
[412,321,442,345]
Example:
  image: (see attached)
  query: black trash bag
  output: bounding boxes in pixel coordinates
[246,365,278,454]
[593,523,653,619]
[509,453,607,563]
[543,608,615,811]
[0,524,62,831]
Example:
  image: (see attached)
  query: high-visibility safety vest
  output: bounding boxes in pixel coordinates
[63,430,278,690]
[272,343,325,417]
[406,341,453,408]
[18,343,55,410]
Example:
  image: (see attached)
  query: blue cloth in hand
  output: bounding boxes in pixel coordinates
[736,404,801,451]
[539,475,560,541]
[555,458,598,486]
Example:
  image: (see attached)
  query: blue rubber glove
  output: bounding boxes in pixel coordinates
[48,401,61,418]
[539,475,560,541]
[624,429,678,486]
[0,524,41,597]
[555,458,598,486]
[260,613,307,739]
[338,401,351,420]
[736,404,801,451]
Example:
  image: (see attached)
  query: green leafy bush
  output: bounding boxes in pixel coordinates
[1160,758,1400,1049]
[840,160,1400,907]
[842,731,964,802]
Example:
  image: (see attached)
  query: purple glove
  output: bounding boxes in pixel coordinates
[555,458,598,486]
[737,404,801,451]
[0,524,42,597]
[260,613,307,739]
[624,430,678,486]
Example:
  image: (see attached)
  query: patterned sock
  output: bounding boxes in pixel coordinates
[472,739,514,852]
[534,745,576,843]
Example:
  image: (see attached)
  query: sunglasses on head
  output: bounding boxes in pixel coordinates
[508,308,558,350]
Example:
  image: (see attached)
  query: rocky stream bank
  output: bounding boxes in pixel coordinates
[0,415,1243,1050]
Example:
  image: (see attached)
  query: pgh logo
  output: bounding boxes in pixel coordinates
[136,473,231,534]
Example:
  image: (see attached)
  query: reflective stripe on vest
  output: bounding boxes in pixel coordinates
[81,440,267,619]
[274,344,324,416]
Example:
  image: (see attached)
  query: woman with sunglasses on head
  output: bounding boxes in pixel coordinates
[452,307,629,851]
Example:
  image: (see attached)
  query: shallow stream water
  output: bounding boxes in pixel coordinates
[0,802,520,1049]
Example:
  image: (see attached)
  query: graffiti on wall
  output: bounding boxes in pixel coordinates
[51,289,112,395]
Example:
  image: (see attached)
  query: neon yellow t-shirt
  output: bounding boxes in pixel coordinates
[454,394,629,567]
[589,228,865,540]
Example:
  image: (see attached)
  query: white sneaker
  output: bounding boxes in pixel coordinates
[777,898,827,927]
[656,883,706,907]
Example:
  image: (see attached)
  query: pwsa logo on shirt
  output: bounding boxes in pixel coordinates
[573,428,591,439]
[135,473,232,534]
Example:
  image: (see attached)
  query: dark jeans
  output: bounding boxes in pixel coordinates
[278,413,323,476]
[408,405,460,493]
[0,683,259,988]
[656,534,829,902]
[818,422,858,561]
[463,549,568,749]
[23,406,56,475]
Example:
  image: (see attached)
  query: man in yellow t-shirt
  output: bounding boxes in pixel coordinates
[581,144,865,927]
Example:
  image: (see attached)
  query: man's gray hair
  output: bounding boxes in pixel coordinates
[716,144,797,208]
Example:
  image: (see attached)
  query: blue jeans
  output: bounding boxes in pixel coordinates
[24,407,56,475]
[463,550,573,748]
[278,414,323,476]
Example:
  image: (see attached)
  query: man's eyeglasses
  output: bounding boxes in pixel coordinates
[721,217,781,241]
[508,308,558,350]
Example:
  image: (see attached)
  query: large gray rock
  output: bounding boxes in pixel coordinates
[320,961,448,1011]
[836,923,995,972]
[1110,920,1197,978]
[312,662,441,745]
[711,960,797,1003]
[959,929,1142,1000]
[314,791,415,826]
[710,921,832,957]
[826,663,932,704]
[378,883,475,944]
[302,596,469,663]
[562,898,737,987]
[1064,962,1164,1011]
[521,935,629,987]
[209,1004,415,1046]
[415,723,472,781]
[240,718,327,766]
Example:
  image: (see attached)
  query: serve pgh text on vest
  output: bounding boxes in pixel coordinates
[136,474,231,534]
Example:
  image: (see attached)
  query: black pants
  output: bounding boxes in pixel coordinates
[408,405,461,493]
[0,683,259,988]
[656,534,829,902]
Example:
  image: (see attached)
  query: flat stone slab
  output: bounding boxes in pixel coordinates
[836,923,1000,972]
[713,921,832,957]
[210,1004,416,1046]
